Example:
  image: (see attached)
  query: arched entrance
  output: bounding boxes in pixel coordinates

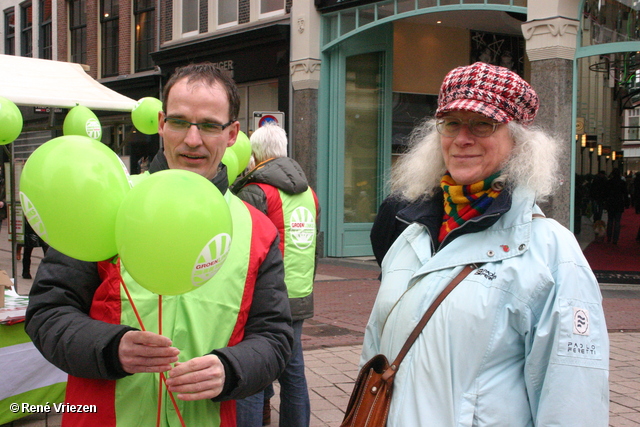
[317,2,529,257]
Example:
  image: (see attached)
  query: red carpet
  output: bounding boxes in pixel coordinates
[583,208,640,283]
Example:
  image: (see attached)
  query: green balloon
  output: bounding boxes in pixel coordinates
[232,131,252,174]
[115,169,233,295]
[19,135,131,261]
[63,105,102,141]
[131,97,163,135]
[128,172,150,187]
[221,149,239,186]
[0,97,23,145]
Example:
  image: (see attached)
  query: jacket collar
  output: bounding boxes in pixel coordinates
[396,188,513,252]
[405,187,539,276]
[148,149,230,195]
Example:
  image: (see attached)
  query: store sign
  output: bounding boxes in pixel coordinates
[315,0,377,12]
[213,60,234,78]
[33,107,63,114]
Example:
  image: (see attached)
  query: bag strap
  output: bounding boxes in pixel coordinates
[382,263,484,381]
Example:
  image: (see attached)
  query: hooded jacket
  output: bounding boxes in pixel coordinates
[363,187,609,426]
[25,151,293,426]
[233,157,319,321]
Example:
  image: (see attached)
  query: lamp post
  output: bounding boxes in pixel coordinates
[597,144,602,173]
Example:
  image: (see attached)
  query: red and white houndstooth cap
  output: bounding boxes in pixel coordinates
[435,62,539,125]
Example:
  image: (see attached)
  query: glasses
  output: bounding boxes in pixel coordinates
[435,117,501,138]
[163,117,234,136]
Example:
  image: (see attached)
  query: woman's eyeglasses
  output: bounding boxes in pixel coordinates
[435,117,501,138]
[163,117,234,137]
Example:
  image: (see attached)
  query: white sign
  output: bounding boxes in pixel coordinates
[253,111,284,130]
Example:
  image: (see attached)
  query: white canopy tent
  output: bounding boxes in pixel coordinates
[0,54,137,111]
[0,55,138,289]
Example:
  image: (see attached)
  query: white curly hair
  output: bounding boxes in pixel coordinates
[389,119,561,203]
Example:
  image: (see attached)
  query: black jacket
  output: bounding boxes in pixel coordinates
[25,150,293,401]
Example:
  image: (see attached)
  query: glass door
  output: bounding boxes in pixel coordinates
[321,24,392,257]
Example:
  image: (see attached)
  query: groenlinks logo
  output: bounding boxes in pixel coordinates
[290,206,315,250]
[19,192,48,240]
[573,307,590,336]
[85,118,102,140]
[191,233,232,286]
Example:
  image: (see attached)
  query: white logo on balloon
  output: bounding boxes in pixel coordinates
[19,192,48,241]
[85,118,102,140]
[192,233,232,286]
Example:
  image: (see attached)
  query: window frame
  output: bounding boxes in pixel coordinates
[39,0,52,59]
[20,1,32,57]
[180,0,199,37]
[100,0,119,77]
[68,0,86,64]
[4,8,15,55]
[259,0,285,19]
[217,0,238,29]
[134,0,155,72]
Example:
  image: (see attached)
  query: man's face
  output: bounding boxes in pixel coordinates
[158,78,239,180]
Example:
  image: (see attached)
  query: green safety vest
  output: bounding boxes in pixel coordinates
[252,183,318,299]
[62,194,270,427]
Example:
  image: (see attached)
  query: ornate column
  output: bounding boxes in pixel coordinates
[289,1,321,189]
[522,8,580,229]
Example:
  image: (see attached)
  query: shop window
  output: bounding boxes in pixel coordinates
[4,8,15,55]
[39,0,51,59]
[236,80,279,134]
[20,2,32,57]
[470,30,524,76]
[218,0,237,28]
[69,0,86,64]
[101,0,119,77]
[135,0,155,71]
[391,93,437,156]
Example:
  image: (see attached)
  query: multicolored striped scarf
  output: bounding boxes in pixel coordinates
[438,171,502,242]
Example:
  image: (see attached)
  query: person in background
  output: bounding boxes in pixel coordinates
[365,62,609,426]
[21,219,49,279]
[25,62,293,427]
[590,170,607,222]
[605,167,628,245]
[233,123,319,427]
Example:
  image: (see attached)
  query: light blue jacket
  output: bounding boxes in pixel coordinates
[362,187,609,426]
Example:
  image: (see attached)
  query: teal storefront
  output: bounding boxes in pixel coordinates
[315,0,640,257]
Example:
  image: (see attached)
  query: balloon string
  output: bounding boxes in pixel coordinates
[156,295,163,427]
[118,275,186,427]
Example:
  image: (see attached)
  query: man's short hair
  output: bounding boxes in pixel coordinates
[163,62,240,123]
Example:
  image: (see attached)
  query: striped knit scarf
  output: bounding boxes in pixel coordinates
[438,172,502,242]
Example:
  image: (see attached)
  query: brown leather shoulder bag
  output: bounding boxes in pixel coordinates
[340,263,482,427]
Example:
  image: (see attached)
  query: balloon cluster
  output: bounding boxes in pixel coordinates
[222,130,252,185]
[19,135,233,296]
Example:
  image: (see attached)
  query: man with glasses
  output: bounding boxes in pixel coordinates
[26,63,293,427]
